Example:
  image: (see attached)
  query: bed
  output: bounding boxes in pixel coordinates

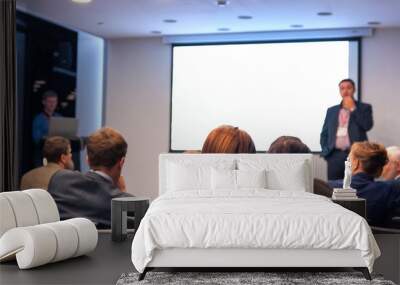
[131,154,380,280]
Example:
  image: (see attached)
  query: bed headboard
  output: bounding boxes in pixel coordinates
[159,153,314,195]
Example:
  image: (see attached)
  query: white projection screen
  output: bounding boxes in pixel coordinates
[171,39,360,152]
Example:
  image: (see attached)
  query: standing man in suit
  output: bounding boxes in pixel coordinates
[48,127,133,229]
[320,79,373,180]
[32,90,63,144]
[32,90,62,166]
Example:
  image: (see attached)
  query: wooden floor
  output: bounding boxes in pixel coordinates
[1,233,398,285]
[0,233,135,285]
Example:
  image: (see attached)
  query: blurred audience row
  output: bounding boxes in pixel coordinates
[22,128,132,229]
[20,125,400,229]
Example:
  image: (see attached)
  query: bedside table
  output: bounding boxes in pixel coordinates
[332,198,366,218]
[111,197,150,242]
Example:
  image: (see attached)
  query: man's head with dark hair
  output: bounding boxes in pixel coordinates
[42,136,73,169]
[267,136,311,154]
[42,90,58,115]
[87,127,128,170]
[42,90,58,100]
[338,78,356,89]
[338,78,356,100]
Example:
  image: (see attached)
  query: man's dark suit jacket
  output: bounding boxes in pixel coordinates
[389,178,400,191]
[320,100,373,157]
[48,170,132,229]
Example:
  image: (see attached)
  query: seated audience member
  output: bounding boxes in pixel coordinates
[268,136,311,153]
[202,125,256,153]
[381,146,400,191]
[267,135,332,197]
[20,136,73,190]
[48,127,132,229]
[382,146,400,180]
[330,142,400,227]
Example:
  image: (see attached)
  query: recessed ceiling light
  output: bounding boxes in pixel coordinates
[217,27,230,32]
[238,15,253,20]
[317,12,333,16]
[368,21,381,25]
[72,0,92,3]
[151,30,162,34]
[290,24,303,28]
[163,19,177,23]
[216,0,229,7]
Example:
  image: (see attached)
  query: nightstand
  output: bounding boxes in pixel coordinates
[111,197,150,242]
[332,198,366,218]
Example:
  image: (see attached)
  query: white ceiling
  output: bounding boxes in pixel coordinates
[16,0,400,39]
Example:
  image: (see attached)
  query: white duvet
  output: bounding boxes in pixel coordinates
[131,190,380,273]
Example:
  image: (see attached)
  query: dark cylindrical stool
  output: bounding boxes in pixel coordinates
[111,197,149,242]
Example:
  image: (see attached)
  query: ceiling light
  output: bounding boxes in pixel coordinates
[151,30,162,34]
[163,19,177,23]
[367,21,381,25]
[216,0,229,7]
[72,0,92,3]
[217,28,230,32]
[238,15,253,20]
[97,22,104,25]
[317,12,333,16]
[290,24,303,28]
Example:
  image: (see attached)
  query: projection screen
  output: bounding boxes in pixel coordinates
[171,39,360,152]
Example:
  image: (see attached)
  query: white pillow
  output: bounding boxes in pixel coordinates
[238,158,310,192]
[211,168,236,190]
[266,162,308,191]
[166,159,236,192]
[237,169,267,189]
[167,163,210,191]
[211,169,267,190]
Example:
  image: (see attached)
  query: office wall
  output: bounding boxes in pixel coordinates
[362,28,400,146]
[106,28,400,198]
[105,38,171,198]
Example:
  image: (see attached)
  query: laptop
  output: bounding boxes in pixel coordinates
[48,117,79,139]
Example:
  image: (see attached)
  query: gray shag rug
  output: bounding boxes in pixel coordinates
[116,271,395,285]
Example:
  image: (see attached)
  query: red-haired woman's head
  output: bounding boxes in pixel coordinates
[202,125,256,154]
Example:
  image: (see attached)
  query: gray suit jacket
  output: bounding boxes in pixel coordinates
[48,170,132,228]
